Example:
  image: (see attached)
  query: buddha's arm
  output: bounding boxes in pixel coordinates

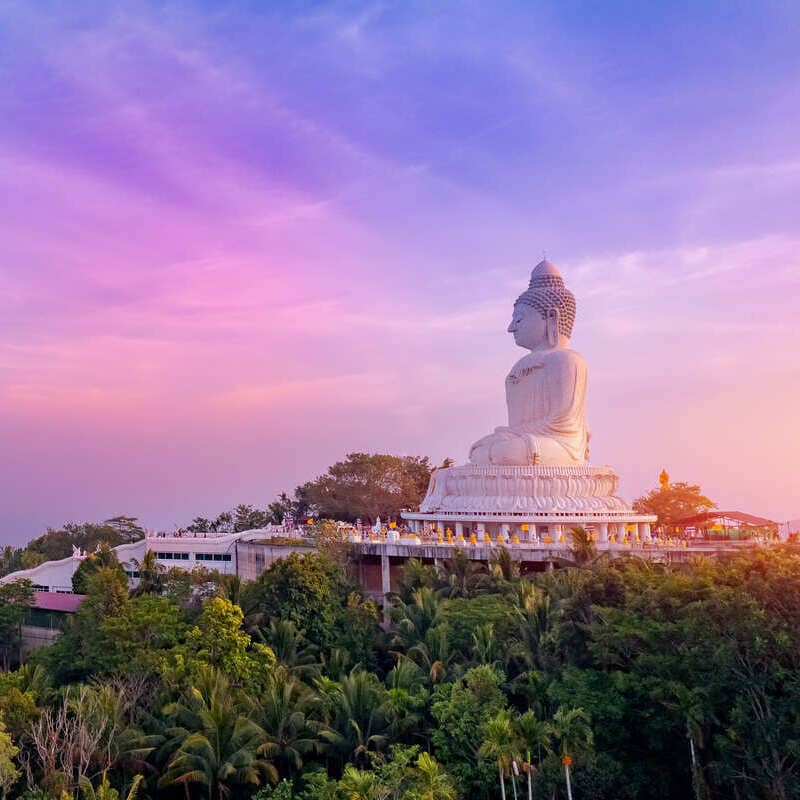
[469,353,588,466]
[515,354,587,437]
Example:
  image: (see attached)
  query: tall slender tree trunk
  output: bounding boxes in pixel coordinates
[527,753,533,800]
[689,737,700,800]
[498,761,507,800]
[564,763,573,800]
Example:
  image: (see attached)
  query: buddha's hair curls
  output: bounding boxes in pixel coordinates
[515,272,576,338]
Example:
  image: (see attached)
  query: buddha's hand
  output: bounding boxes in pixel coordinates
[469,432,507,464]
[486,434,530,465]
[469,431,529,465]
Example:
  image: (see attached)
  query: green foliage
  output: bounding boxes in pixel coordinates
[159,668,277,798]
[101,595,189,674]
[40,566,130,681]
[243,553,345,651]
[0,720,20,798]
[633,475,715,526]
[235,505,271,533]
[72,545,126,594]
[78,772,142,800]
[22,519,144,565]
[253,780,293,800]
[9,521,800,800]
[299,453,431,522]
[173,597,276,687]
[0,580,34,670]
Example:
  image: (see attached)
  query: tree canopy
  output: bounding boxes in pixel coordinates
[5,484,800,800]
[300,453,432,522]
[632,473,715,526]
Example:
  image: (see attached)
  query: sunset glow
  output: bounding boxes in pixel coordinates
[2,2,800,542]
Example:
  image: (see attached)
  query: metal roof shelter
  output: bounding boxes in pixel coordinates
[678,511,777,529]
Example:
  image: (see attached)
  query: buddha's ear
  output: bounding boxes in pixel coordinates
[546,308,559,347]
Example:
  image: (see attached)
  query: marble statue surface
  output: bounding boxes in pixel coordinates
[469,259,589,467]
[408,258,656,527]
[419,464,628,514]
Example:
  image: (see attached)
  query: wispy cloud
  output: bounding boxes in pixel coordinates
[2,1,800,539]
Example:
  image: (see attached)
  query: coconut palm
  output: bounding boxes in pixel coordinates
[515,710,551,800]
[381,658,428,740]
[64,682,157,778]
[472,622,498,666]
[78,772,143,800]
[661,682,711,800]
[339,765,390,800]
[158,668,276,799]
[397,558,438,601]
[490,547,520,584]
[411,752,457,800]
[548,706,593,800]
[389,588,443,651]
[130,550,165,596]
[438,549,487,598]
[479,709,522,800]
[315,669,388,767]
[254,667,319,776]
[259,619,319,678]
[507,581,552,677]
[555,527,611,570]
[407,623,456,685]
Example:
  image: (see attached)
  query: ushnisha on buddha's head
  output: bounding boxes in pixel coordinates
[507,259,576,352]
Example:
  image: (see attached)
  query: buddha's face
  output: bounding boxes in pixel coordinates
[507,303,548,350]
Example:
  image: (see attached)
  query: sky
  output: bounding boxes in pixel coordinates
[2,1,800,545]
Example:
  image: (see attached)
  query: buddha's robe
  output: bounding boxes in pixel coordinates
[469,348,589,466]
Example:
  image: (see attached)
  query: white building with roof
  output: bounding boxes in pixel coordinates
[0,529,274,593]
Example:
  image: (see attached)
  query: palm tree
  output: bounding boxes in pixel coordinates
[556,527,609,570]
[130,550,165,596]
[254,667,319,776]
[63,682,157,779]
[389,587,443,651]
[515,710,550,800]
[507,581,552,677]
[412,752,457,800]
[548,707,593,800]
[472,622,498,666]
[339,765,390,800]
[158,669,276,799]
[407,623,456,685]
[438,549,486,598]
[490,547,520,584]
[259,619,319,677]
[315,669,388,768]
[17,663,53,703]
[218,575,242,606]
[479,709,522,800]
[382,658,428,741]
[397,558,438,601]
[78,773,143,800]
[661,682,711,800]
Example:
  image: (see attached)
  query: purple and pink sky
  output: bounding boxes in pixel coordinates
[2,2,800,544]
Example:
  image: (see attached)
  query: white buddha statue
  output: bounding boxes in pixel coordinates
[469,260,589,467]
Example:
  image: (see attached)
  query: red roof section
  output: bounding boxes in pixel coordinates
[33,591,86,612]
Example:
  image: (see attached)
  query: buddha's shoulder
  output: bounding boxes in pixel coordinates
[549,348,586,367]
[512,348,586,372]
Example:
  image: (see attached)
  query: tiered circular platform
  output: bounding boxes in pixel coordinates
[402,464,656,543]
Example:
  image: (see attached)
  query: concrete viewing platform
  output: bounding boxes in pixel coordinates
[341,535,764,600]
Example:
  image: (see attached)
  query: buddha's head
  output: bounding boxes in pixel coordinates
[508,259,576,350]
